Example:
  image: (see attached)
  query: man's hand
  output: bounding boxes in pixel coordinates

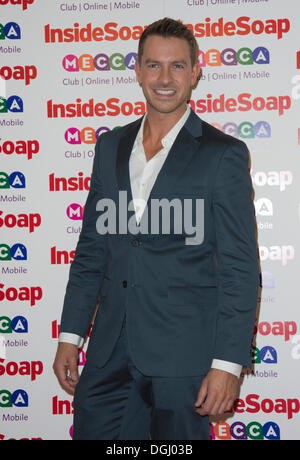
[194,368,240,416]
[53,343,79,396]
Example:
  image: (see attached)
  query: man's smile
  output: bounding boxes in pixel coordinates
[153,89,177,96]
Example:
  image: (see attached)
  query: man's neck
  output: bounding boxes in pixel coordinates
[143,105,188,145]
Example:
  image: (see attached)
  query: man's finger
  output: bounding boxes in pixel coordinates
[194,378,208,408]
[53,343,79,395]
[68,358,80,384]
[218,397,234,416]
[54,360,78,395]
[196,388,218,415]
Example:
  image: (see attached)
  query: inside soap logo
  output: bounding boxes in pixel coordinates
[0,171,26,189]
[0,65,37,86]
[187,17,290,40]
[45,22,146,44]
[199,47,270,67]
[0,22,21,40]
[0,139,40,160]
[0,243,27,261]
[63,52,137,72]
[0,0,34,10]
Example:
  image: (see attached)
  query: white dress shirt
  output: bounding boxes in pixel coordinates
[59,105,242,378]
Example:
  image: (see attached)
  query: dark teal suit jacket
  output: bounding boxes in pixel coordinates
[60,109,260,376]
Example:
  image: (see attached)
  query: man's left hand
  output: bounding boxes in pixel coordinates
[194,368,240,416]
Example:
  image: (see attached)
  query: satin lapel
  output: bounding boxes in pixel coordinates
[115,118,143,209]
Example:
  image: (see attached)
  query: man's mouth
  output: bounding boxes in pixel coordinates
[153,89,176,96]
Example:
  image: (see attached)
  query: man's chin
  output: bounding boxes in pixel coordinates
[146,99,187,115]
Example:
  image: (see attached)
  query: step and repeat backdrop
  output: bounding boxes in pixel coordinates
[0,0,299,441]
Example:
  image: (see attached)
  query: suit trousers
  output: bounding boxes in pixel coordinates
[73,317,210,440]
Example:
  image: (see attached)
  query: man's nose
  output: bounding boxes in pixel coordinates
[158,66,172,85]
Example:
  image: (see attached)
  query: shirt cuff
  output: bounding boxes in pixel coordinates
[211,359,242,378]
[58,333,84,348]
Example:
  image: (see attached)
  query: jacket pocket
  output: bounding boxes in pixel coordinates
[167,284,217,306]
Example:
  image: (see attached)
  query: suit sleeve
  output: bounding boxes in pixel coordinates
[59,136,108,340]
[212,139,260,369]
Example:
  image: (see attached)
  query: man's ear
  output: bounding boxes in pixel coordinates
[135,61,142,86]
[191,61,202,89]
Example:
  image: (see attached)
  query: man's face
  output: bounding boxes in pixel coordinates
[135,35,200,116]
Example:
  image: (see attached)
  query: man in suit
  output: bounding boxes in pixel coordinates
[53,18,260,440]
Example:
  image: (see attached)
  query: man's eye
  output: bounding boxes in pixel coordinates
[174,64,184,69]
[148,64,159,69]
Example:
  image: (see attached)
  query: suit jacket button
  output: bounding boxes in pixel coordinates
[131,239,139,247]
[122,281,127,288]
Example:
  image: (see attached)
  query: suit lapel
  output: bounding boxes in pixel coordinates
[115,109,203,227]
[115,117,142,212]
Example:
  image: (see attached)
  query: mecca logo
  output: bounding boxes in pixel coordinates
[0,65,37,86]
[0,139,40,160]
[211,121,271,139]
[0,389,28,408]
[63,52,137,72]
[0,171,26,189]
[189,94,291,117]
[252,346,278,364]
[67,203,84,221]
[0,22,21,40]
[212,421,280,440]
[0,0,35,10]
[255,198,273,217]
[65,126,120,144]
[199,47,270,67]
[0,243,27,261]
[65,127,96,144]
[47,98,145,118]
[0,316,28,334]
[0,95,23,113]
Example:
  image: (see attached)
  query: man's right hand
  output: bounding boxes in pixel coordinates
[53,343,79,396]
